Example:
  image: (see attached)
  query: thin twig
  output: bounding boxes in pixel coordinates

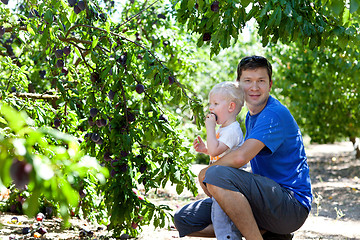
[115,0,155,32]
[14,92,60,100]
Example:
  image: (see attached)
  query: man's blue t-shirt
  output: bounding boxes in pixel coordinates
[245,96,313,211]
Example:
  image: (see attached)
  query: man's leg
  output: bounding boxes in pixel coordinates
[204,166,309,238]
[207,183,263,240]
[187,224,215,238]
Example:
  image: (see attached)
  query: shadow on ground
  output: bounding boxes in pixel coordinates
[308,148,360,221]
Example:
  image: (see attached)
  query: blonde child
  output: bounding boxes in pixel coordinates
[193,81,245,240]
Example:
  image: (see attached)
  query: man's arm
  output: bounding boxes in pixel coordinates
[215,138,265,168]
[198,138,265,185]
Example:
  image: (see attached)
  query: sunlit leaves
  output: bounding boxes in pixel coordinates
[0,103,108,223]
[272,43,360,143]
[175,0,360,54]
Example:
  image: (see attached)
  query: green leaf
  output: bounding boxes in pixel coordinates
[176,182,184,194]
[69,10,77,23]
[173,170,181,182]
[284,2,293,16]
[0,104,26,133]
[74,46,82,59]
[242,0,252,7]
[92,36,99,49]
[245,5,259,21]
[345,27,356,35]
[350,0,360,13]
[0,157,12,188]
[188,0,195,10]
[0,116,6,125]
[309,36,317,50]
[338,35,349,48]
[33,155,54,180]
[268,6,281,27]
[342,8,350,24]
[275,6,282,26]
[61,178,79,207]
[330,0,344,15]
[44,10,53,25]
[57,81,66,93]
[296,15,303,23]
[27,25,36,36]
[105,20,110,34]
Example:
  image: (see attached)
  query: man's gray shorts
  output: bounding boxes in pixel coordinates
[173,165,309,237]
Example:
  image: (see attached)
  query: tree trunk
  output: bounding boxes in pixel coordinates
[350,136,360,159]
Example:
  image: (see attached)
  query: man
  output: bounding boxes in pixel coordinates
[174,56,312,240]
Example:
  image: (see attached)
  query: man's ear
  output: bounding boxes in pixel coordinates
[229,102,236,112]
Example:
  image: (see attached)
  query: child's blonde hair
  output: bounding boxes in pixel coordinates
[209,81,244,114]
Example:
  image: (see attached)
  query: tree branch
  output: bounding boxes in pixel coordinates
[14,92,60,100]
[58,36,93,45]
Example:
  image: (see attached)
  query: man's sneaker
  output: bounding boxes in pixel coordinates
[262,231,294,240]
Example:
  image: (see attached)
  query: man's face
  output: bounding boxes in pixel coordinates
[238,68,272,115]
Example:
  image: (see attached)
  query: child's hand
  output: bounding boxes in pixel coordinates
[205,113,217,129]
[193,136,208,154]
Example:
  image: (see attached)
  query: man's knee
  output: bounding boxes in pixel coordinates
[205,165,240,184]
[206,165,228,179]
[204,166,251,198]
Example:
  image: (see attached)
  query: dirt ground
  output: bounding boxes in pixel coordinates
[1,141,360,240]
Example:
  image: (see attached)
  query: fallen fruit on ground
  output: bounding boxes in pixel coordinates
[36,213,45,221]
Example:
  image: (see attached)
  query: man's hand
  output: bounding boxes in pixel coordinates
[193,136,208,154]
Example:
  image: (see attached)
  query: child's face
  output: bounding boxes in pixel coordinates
[208,92,231,125]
